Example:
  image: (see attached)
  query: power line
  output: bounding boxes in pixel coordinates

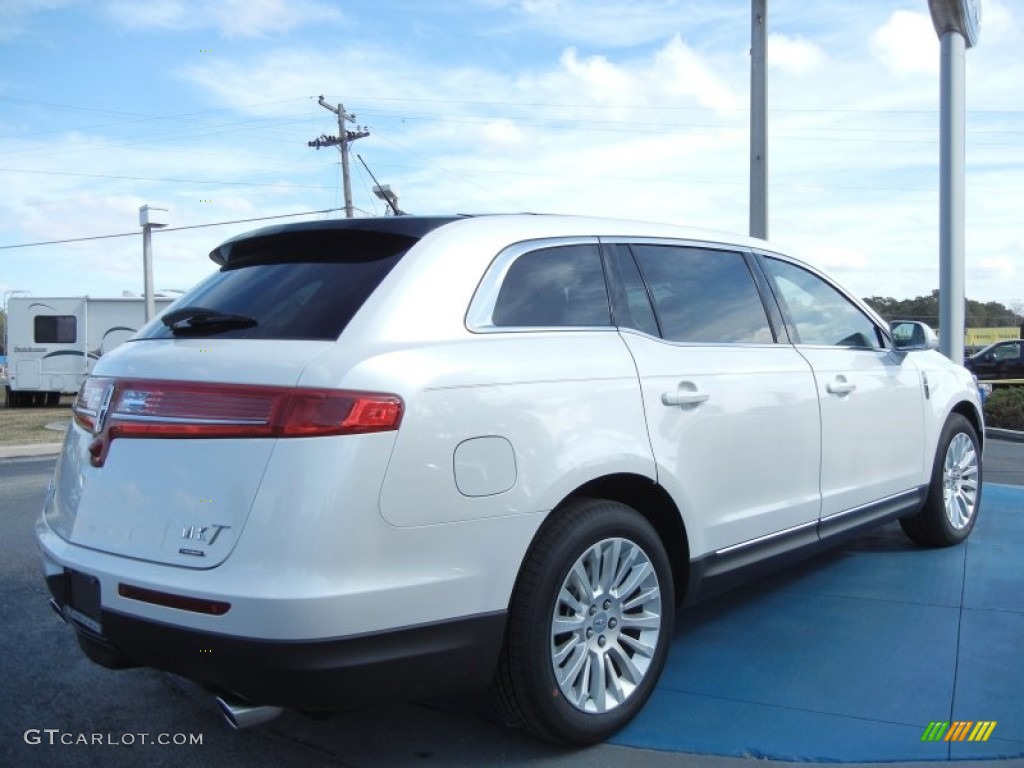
[0,167,332,189]
[0,207,344,251]
[339,93,1024,116]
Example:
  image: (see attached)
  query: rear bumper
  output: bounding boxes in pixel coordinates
[45,572,505,709]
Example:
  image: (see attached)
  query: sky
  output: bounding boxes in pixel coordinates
[1,0,1022,312]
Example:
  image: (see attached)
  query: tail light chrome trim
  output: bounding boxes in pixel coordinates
[73,377,403,467]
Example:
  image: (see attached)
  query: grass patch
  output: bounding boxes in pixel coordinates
[0,395,73,446]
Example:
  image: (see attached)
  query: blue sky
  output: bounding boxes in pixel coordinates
[1,0,1021,310]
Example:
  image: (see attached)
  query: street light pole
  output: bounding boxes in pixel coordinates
[139,206,168,322]
[927,0,980,364]
[3,289,28,314]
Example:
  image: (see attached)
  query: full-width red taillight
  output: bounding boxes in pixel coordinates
[75,377,403,466]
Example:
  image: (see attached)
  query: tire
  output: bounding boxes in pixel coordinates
[900,413,982,547]
[495,498,674,745]
[45,391,60,406]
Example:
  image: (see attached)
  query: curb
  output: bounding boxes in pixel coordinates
[0,443,63,459]
[986,427,1024,443]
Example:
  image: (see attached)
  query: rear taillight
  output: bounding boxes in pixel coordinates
[74,377,403,466]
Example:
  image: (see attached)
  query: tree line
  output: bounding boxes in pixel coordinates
[863,290,1024,329]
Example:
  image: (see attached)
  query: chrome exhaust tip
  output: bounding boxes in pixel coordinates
[215,695,283,730]
[48,598,67,624]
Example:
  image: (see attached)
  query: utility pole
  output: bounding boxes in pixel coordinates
[308,96,370,218]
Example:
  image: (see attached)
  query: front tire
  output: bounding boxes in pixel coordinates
[495,498,674,745]
[900,413,982,546]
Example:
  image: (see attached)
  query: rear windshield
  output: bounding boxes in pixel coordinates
[139,230,416,341]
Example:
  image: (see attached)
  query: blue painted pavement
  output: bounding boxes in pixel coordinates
[613,483,1024,762]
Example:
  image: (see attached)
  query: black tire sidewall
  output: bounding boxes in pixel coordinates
[925,414,982,544]
[511,499,674,744]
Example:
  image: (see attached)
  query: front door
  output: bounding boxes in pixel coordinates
[760,256,926,520]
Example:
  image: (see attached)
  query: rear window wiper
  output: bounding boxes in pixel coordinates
[161,306,258,335]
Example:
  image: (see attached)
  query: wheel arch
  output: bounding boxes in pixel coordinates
[950,399,984,450]
[554,473,690,608]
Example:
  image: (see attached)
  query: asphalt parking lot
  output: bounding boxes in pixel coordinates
[2,443,1022,768]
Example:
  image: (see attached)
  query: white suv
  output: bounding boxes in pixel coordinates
[37,214,984,744]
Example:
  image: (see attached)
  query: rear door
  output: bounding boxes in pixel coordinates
[605,242,821,556]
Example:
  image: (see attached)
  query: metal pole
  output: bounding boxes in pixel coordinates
[339,104,354,219]
[938,31,966,363]
[142,224,155,321]
[749,0,768,240]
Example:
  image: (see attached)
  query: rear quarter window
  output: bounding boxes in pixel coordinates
[491,244,611,327]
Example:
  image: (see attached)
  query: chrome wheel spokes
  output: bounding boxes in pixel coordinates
[943,432,979,530]
[550,537,662,714]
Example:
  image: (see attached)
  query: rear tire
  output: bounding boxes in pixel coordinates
[495,498,674,745]
[900,413,982,547]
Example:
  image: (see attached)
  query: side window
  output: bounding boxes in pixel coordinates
[492,244,611,327]
[34,315,77,343]
[763,257,882,349]
[630,245,774,343]
[605,245,659,336]
[996,342,1021,360]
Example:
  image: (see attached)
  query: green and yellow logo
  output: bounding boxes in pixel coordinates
[921,721,997,742]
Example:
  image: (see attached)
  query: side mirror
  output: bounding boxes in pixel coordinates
[890,321,938,352]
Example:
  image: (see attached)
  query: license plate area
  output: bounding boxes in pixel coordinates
[65,569,102,635]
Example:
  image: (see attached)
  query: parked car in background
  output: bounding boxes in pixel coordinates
[965,339,1024,381]
[36,215,984,745]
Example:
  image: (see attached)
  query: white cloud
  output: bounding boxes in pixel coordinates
[558,48,638,104]
[101,0,344,38]
[653,35,740,111]
[479,118,528,149]
[870,10,938,76]
[477,0,728,48]
[978,0,1018,45]
[768,33,825,76]
[0,0,78,40]
[800,244,869,271]
[978,256,1017,280]
[101,0,188,31]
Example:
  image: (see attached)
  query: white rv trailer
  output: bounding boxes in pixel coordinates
[4,296,175,407]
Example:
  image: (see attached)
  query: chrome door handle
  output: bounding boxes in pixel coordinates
[661,389,710,407]
[826,380,856,396]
